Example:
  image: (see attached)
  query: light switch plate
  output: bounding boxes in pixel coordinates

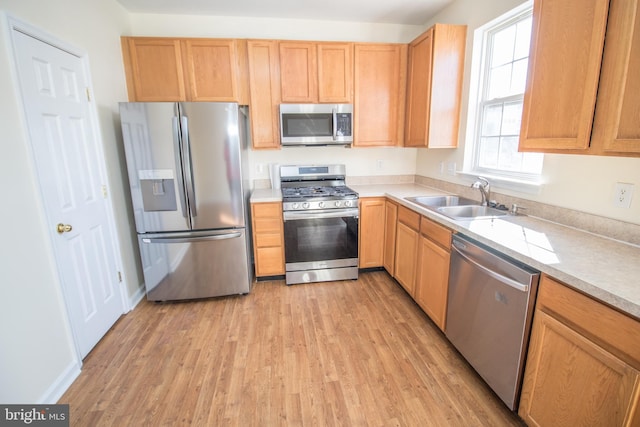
[613,182,634,208]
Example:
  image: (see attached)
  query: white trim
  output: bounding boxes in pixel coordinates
[37,360,81,404]
[129,284,147,310]
[456,170,543,195]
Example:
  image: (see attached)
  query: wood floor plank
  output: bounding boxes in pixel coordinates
[60,271,524,426]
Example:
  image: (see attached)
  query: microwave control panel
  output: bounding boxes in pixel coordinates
[336,113,352,137]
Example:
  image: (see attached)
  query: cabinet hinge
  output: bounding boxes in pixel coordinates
[117,271,123,283]
[86,88,91,102]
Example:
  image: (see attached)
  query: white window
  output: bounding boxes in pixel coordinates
[470,5,542,182]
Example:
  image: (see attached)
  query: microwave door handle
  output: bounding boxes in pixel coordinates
[332,108,337,141]
[172,116,188,219]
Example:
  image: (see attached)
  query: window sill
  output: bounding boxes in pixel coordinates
[457,170,542,195]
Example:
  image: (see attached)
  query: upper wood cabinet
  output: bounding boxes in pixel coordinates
[353,44,407,147]
[279,42,353,103]
[404,24,466,148]
[121,37,247,103]
[122,38,186,101]
[520,0,640,156]
[590,0,640,155]
[247,40,281,150]
[519,275,640,426]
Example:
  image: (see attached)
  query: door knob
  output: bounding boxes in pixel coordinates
[56,223,73,234]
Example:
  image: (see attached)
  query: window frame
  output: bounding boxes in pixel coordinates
[469,4,542,184]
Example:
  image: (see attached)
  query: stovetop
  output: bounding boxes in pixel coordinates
[281,185,358,201]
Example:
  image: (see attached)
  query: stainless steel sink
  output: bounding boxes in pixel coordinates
[406,195,479,208]
[405,195,508,220]
[436,205,508,220]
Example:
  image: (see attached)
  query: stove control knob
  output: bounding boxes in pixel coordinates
[302,202,310,209]
[344,200,352,207]
[335,200,342,207]
[318,201,325,208]
[292,203,299,210]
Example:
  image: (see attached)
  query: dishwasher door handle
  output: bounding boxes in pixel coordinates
[452,244,529,292]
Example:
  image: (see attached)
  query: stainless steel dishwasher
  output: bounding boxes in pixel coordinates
[445,234,540,410]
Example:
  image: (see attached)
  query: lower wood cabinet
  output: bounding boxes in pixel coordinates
[394,206,421,297]
[519,275,640,426]
[414,216,452,331]
[359,198,386,268]
[251,202,285,277]
[383,200,398,275]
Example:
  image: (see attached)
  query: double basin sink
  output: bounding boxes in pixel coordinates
[405,195,508,220]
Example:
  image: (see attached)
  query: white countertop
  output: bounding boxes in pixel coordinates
[252,183,640,319]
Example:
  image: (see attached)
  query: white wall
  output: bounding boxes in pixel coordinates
[0,0,133,403]
[127,13,424,183]
[416,0,640,225]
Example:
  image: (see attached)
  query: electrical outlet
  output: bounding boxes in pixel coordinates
[613,182,634,208]
[446,162,457,176]
[376,159,383,170]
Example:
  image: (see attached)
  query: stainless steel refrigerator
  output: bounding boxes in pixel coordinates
[119,102,252,301]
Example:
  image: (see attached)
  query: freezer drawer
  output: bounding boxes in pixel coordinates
[138,229,251,301]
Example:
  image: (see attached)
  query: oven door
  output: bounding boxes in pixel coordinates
[283,208,359,284]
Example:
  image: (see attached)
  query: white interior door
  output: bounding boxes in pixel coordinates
[12,28,125,358]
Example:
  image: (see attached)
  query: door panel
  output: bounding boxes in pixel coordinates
[180,102,245,229]
[14,29,124,357]
[119,102,190,232]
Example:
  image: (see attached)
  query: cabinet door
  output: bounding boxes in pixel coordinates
[394,222,419,296]
[404,24,466,148]
[353,44,407,147]
[359,198,386,268]
[519,0,609,152]
[519,310,640,426]
[182,39,239,102]
[415,236,450,331]
[247,40,281,149]
[591,0,640,155]
[405,29,433,147]
[279,42,318,103]
[383,200,398,275]
[317,43,353,103]
[122,37,186,101]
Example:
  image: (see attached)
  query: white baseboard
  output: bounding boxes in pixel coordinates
[128,284,146,311]
[39,359,81,404]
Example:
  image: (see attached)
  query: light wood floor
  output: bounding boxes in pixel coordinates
[60,271,524,426]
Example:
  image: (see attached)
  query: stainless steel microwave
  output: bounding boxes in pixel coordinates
[279,104,353,146]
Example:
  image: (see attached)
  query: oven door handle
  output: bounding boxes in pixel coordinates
[283,208,359,221]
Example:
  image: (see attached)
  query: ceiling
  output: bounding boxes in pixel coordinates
[115,0,454,26]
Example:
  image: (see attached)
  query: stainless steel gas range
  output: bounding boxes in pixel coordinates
[280,165,359,285]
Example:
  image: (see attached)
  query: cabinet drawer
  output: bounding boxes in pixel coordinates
[537,275,640,369]
[254,218,282,233]
[420,216,451,249]
[255,232,282,248]
[252,202,282,219]
[398,205,420,231]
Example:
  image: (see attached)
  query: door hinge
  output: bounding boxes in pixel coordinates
[101,185,108,199]
[117,271,123,283]
[86,87,91,102]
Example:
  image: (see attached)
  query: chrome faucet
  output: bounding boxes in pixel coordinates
[471,177,490,206]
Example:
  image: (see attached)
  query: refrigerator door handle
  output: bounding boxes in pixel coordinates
[172,116,189,219]
[180,115,197,218]
[141,231,242,244]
